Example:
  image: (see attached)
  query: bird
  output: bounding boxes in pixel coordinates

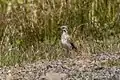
[60,25,77,55]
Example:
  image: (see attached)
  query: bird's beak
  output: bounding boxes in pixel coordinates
[58,27,61,31]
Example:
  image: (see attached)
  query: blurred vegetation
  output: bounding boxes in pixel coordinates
[101,59,120,67]
[0,0,120,67]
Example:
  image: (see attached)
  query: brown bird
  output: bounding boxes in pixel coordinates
[60,26,77,55]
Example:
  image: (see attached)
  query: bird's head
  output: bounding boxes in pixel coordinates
[60,25,68,33]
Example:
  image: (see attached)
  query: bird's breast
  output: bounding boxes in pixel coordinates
[61,37,67,44]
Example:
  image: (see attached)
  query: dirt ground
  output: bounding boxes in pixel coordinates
[0,52,120,80]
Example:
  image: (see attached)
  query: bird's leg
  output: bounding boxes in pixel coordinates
[65,48,69,58]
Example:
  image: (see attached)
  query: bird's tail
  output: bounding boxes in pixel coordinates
[70,42,78,52]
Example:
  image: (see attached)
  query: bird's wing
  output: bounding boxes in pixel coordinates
[67,35,77,50]
[67,35,73,44]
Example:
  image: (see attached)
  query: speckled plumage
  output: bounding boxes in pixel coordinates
[60,26,77,53]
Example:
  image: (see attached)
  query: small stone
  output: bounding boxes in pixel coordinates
[45,72,67,80]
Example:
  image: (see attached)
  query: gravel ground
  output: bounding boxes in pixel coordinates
[0,53,120,80]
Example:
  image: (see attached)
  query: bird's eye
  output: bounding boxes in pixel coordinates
[63,30,66,32]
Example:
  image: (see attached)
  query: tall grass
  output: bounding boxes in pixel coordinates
[0,0,120,67]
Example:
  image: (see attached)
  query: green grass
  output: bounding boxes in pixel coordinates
[101,59,120,67]
[0,0,120,67]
